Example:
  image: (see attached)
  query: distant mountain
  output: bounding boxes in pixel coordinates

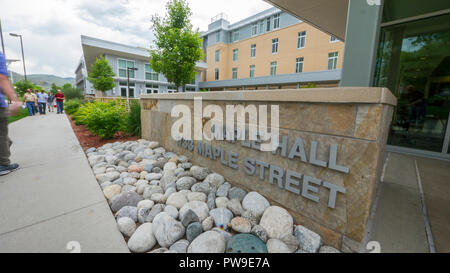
[10,72,75,89]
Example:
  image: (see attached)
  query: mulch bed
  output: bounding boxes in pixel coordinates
[67,114,139,151]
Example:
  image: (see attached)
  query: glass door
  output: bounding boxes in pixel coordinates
[374,14,450,154]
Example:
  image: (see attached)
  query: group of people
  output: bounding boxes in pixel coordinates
[22,88,65,116]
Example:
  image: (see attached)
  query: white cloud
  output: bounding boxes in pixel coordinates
[1,0,273,78]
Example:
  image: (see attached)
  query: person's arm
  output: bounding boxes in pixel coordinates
[0,75,20,114]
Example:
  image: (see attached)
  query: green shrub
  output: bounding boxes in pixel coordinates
[62,85,85,100]
[80,101,127,139]
[65,99,84,115]
[127,100,141,137]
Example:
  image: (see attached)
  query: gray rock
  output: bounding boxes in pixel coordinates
[164,205,179,219]
[117,206,138,222]
[138,203,165,223]
[188,231,226,253]
[100,181,113,190]
[176,176,197,191]
[216,182,231,197]
[267,239,291,253]
[143,185,164,199]
[123,177,137,186]
[143,164,153,173]
[180,162,192,170]
[181,209,200,227]
[209,208,233,229]
[228,187,247,202]
[137,200,154,210]
[174,167,184,177]
[117,217,136,237]
[110,191,143,213]
[152,167,162,173]
[179,201,210,222]
[166,192,188,209]
[176,171,193,179]
[152,212,185,248]
[186,222,203,242]
[202,216,214,231]
[160,174,177,190]
[259,206,293,239]
[242,210,261,227]
[191,181,211,195]
[207,191,216,210]
[169,239,189,253]
[227,199,245,216]
[251,225,268,243]
[127,223,156,253]
[204,173,225,188]
[145,172,162,181]
[281,234,299,253]
[164,187,177,198]
[242,192,270,217]
[96,171,120,184]
[294,225,322,253]
[85,147,96,154]
[212,227,233,242]
[124,153,137,161]
[190,166,209,180]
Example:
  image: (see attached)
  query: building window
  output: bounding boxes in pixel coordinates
[330,36,339,43]
[120,82,135,97]
[259,20,264,34]
[215,68,219,80]
[232,31,239,42]
[273,14,280,29]
[328,52,339,70]
[270,61,277,76]
[297,31,306,49]
[145,64,159,81]
[233,49,238,61]
[216,31,221,42]
[215,50,220,62]
[251,23,258,36]
[266,17,271,32]
[146,83,159,94]
[249,65,255,78]
[167,85,177,93]
[250,44,256,58]
[296,57,304,73]
[232,68,238,79]
[272,38,278,54]
[118,59,135,78]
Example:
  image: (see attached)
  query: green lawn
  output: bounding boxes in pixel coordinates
[8,108,29,124]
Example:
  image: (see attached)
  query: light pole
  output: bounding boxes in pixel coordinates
[126,67,138,109]
[10,33,27,81]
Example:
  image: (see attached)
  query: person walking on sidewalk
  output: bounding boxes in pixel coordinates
[47,91,55,112]
[0,52,21,176]
[32,89,39,115]
[37,89,48,115]
[55,89,65,114]
[23,89,36,116]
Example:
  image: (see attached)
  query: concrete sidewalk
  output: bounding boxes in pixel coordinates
[365,152,450,253]
[0,113,128,253]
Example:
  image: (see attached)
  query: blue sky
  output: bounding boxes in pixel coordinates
[1,0,273,78]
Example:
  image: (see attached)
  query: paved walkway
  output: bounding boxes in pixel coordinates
[0,113,128,253]
[365,152,450,253]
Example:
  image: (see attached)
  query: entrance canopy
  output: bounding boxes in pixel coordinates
[264,0,349,41]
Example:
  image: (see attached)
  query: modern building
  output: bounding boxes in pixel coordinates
[265,0,450,160]
[77,35,207,97]
[199,7,345,91]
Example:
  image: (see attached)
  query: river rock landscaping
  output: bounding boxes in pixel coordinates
[86,139,341,253]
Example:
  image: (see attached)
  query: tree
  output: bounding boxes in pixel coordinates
[87,56,116,93]
[13,80,36,97]
[50,83,62,93]
[150,0,204,92]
